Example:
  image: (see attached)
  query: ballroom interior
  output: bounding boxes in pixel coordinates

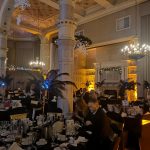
[0,0,150,150]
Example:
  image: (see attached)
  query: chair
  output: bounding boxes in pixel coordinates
[10,107,27,120]
[52,121,64,133]
[10,113,27,120]
[32,107,42,120]
[113,136,121,150]
[0,110,10,121]
[107,112,124,150]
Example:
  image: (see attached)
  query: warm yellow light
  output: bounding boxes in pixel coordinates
[88,86,94,92]
[43,74,47,80]
[142,120,150,125]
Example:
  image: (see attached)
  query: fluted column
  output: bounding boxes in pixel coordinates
[57,0,77,113]
[0,32,7,76]
[40,36,50,73]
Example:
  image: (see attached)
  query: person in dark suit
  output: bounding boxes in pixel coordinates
[85,92,113,150]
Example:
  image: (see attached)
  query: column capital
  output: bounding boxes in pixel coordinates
[39,35,49,44]
[93,63,101,69]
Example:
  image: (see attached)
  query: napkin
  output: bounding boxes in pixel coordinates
[8,142,23,150]
[59,143,69,148]
[76,136,88,143]
[54,147,61,150]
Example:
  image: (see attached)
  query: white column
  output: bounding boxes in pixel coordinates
[94,63,100,83]
[0,32,7,76]
[40,36,50,73]
[57,0,77,113]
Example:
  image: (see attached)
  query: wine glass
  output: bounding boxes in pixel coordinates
[51,130,57,147]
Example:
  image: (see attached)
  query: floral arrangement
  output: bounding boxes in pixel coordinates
[118,79,140,99]
[100,67,122,74]
[144,81,150,89]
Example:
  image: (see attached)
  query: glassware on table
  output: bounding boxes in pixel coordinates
[51,130,58,147]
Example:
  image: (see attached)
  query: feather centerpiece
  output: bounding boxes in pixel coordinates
[42,70,77,99]
[118,79,140,99]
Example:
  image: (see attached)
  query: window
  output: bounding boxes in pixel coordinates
[116,16,131,31]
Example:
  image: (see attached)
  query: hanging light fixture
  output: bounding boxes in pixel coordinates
[121,0,150,60]
[29,57,45,69]
[14,0,31,10]
[29,10,45,70]
[14,0,31,25]
[121,40,150,60]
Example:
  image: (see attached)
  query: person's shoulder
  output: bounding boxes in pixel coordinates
[96,107,107,118]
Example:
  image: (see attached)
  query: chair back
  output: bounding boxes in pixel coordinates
[10,113,27,120]
[52,121,64,133]
[10,107,27,120]
[113,137,121,150]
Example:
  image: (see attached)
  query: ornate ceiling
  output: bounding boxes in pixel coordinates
[12,0,58,31]
[10,0,144,37]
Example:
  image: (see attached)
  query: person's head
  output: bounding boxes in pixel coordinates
[30,83,36,90]
[87,91,99,113]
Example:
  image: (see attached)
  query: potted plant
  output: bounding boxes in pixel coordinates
[0,74,13,100]
[119,79,140,100]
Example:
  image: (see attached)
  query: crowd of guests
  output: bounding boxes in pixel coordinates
[73,88,147,150]
[73,90,115,150]
[0,84,148,150]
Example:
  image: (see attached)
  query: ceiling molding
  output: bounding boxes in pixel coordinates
[78,0,147,25]
[94,0,113,8]
[38,0,83,19]
[38,0,59,9]
[8,36,39,41]
[88,36,135,49]
[45,29,58,40]
[12,24,41,35]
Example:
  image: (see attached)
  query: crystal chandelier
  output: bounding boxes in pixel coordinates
[29,57,45,69]
[75,40,87,55]
[121,41,150,60]
[16,15,22,25]
[121,0,150,60]
[14,0,31,10]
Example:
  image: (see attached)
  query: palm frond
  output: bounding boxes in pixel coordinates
[63,81,77,89]
[96,79,105,88]
[47,69,59,80]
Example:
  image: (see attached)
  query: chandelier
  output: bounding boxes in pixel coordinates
[75,40,87,55]
[14,0,31,10]
[29,57,45,69]
[121,0,150,60]
[121,42,150,60]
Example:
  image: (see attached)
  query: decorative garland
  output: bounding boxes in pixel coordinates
[100,66,122,74]
[7,65,40,72]
[52,35,92,48]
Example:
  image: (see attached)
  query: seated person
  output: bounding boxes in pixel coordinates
[73,97,88,123]
[85,91,113,150]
